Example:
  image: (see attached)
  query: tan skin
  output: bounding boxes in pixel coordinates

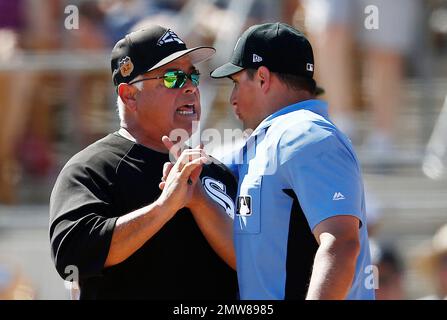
[104,56,235,269]
[165,66,361,299]
[118,57,201,152]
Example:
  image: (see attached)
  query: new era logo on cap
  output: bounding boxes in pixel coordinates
[157,29,184,46]
[253,54,263,63]
[306,63,314,72]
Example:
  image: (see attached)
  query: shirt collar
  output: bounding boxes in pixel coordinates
[118,127,137,142]
[251,99,329,137]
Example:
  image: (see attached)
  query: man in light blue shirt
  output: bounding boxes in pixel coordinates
[211,22,375,300]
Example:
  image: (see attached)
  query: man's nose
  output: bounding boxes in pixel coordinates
[182,78,198,94]
[230,90,237,106]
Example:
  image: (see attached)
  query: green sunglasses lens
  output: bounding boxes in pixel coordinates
[164,72,181,88]
[163,71,199,88]
[191,73,200,86]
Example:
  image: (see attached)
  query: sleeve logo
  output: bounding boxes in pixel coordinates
[202,176,235,219]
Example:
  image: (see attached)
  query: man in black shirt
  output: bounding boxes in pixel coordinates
[49,26,237,299]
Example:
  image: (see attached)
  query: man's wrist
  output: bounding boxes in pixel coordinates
[154,197,180,215]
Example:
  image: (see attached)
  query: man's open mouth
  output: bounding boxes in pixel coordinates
[176,104,196,116]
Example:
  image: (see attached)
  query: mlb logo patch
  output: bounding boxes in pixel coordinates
[237,196,252,216]
[119,56,134,77]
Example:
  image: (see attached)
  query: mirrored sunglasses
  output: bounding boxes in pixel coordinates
[129,70,200,89]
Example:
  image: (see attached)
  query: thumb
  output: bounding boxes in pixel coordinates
[162,135,181,161]
[162,162,174,182]
[180,157,207,184]
[189,164,203,185]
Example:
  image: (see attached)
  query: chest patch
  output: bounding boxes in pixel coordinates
[236,196,252,216]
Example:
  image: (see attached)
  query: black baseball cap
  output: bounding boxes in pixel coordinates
[111,25,215,87]
[210,22,324,95]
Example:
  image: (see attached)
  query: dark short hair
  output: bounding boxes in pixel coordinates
[245,68,316,95]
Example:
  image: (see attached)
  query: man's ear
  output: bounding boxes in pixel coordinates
[257,66,271,93]
[118,83,138,112]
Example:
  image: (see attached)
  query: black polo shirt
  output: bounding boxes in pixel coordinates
[49,133,237,299]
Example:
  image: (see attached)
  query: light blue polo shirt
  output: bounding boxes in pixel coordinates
[226,99,375,300]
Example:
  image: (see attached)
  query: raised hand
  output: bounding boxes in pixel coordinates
[157,136,209,212]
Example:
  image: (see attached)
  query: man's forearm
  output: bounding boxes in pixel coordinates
[104,200,177,268]
[189,195,236,269]
[306,237,359,300]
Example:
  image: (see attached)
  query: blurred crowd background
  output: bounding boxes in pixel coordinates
[0,0,447,300]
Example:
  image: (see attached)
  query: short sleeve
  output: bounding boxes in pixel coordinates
[49,163,118,280]
[281,134,364,231]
